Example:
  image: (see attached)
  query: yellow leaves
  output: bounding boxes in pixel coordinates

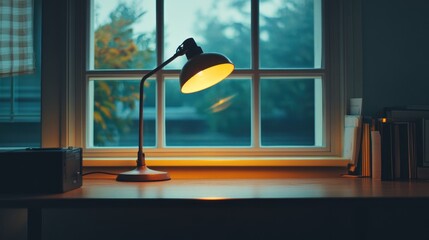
[94,98,114,130]
[131,92,140,100]
[98,82,111,96]
[99,105,112,118]
[108,48,121,56]
[127,42,137,53]
[94,111,102,123]
[94,111,107,130]
[94,22,135,68]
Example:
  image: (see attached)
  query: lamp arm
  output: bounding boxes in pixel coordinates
[137,52,181,166]
[137,38,199,166]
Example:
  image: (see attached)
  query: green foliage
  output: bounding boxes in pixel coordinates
[93,2,155,146]
[259,0,315,68]
[195,0,251,69]
[94,2,155,69]
[195,0,316,135]
[93,81,139,145]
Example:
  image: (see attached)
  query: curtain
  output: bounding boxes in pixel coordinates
[0,0,34,77]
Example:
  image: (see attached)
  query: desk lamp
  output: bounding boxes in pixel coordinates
[116,38,234,182]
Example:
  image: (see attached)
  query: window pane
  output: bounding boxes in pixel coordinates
[259,0,322,69]
[90,79,156,147]
[260,78,321,146]
[165,78,251,146]
[164,0,251,69]
[0,78,11,117]
[92,0,156,70]
[0,76,41,147]
[14,77,41,116]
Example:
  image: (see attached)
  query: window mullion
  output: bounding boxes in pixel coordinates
[251,0,260,148]
[10,77,15,121]
[251,0,259,70]
[156,0,165,149]
[252,74,260,148]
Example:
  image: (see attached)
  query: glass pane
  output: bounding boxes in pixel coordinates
[92,0,156,70]
[165,78,251,146]
[0,78,11,117]
[164,0,251,69]
[91,79,156,147]
[14,77,41,117]
[0,73,41,148]
[259,0,322,69]
[260,78,320,146]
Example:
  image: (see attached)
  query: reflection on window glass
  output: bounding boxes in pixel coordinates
[260,78,317,146]
[15,78,41,115]
[92,0,156,70]
[259,0,322,69]
[164,0,251,69]
[0,76,41,147]
[0,78,11,116]
[91,79,156,147]
[165,79,251,146]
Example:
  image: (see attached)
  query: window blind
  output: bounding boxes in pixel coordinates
[0,0,34,77]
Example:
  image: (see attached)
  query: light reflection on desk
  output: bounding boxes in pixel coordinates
[73,179,328,199]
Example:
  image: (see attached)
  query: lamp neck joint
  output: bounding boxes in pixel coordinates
[176,38,203,59]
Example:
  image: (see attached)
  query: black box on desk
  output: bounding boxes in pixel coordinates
[0,147,82,193]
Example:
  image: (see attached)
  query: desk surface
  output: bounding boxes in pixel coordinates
[1,178,429,207]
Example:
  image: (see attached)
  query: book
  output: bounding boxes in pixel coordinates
[408,121,417,178]
[361,123,371,177]
[371,130,381,180]
[343,115,362,173]
[384,106,429,120]
[349,98,363,115]
[379,120,394,180]
[366,106,429,180]
[392,122,411,179]
[377,118,419,180]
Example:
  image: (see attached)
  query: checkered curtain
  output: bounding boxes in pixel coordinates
[0,0,34,77]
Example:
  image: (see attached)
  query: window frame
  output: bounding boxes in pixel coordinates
[41,0,362,167]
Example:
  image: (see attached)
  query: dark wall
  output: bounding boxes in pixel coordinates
[362,0,429,116]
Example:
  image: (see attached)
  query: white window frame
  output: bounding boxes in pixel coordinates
[41,0,362,167]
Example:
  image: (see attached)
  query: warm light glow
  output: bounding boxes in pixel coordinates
[198,197,230,201]
[208,94,236,113]
[181,63,234,93]
[381,118,387,123]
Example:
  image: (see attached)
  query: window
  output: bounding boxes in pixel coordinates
[73,0,354,164]
[0,0,41,148]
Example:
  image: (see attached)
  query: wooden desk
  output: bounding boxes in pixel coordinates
[1,178,429,240]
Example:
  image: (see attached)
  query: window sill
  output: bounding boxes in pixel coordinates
[83,165,347,180]
[83,156,349,167]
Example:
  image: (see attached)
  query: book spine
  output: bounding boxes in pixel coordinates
[379,121,394,180]
[361,123,371,177]
[371,131,382,180]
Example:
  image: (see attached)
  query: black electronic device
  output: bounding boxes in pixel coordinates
[0,147,82,193]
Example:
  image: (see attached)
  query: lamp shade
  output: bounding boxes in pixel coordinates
[180,53,234,94]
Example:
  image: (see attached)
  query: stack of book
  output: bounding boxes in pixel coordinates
[376,118,418,180]
[353,106,429,180]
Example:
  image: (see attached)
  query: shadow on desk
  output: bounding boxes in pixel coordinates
[2,178,429,240]
[41,200,429,240]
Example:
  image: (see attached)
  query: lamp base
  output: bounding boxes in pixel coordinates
[116,166,170,182]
